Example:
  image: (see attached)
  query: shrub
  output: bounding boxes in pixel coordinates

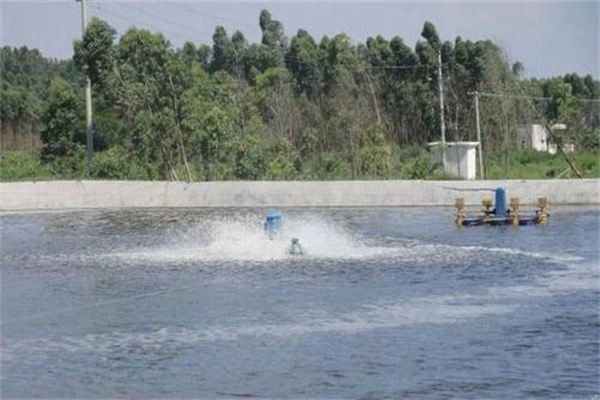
[0,151,52,181]
[360,128,392,177]
[234,135,267,180]
[406,156,435,179]
[91,146,147,179]
[581,130,600,153]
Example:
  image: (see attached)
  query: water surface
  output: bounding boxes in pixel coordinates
[1,207,598,399]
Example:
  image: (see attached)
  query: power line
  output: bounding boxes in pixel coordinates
[94,5,438,73]
[169,2,257,31]
[478,91,600,103]
[87,4,600,105]
[368,65,425,70]
[91,4,448,74]
[92,3,198,42]
[284,53,435,72]
[85,7,430,85]
[478,92,551,101]
[116,2,213,38]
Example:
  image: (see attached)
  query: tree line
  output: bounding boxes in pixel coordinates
[2,10,598,180]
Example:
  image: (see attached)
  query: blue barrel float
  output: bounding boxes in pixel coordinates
[264,209,283,238]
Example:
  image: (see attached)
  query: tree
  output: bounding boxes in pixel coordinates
[73,18,116,89]
[1,46,72,151]
[211,26,232,73]
[4,12,600,182]
[257,9,286,69]
[198,106,235,180]
[360,127,391,177]
[180,41,197,66]
[259,9,286,50]
[197,45,212,70]
[547,82,583,178]
[421,21,441,51]
[287,29,321,95]
[548,82,576,123]
[512,61,524,78]
[234,134,267,179]
[39,78,83,162]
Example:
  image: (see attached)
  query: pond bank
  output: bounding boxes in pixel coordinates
[1,179,598,211]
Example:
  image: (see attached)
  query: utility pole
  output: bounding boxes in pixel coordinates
[437,49,446,168]
[474,91,484,179]
[78,0,93,174]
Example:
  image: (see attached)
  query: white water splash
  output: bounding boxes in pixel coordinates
[117,215,397,263]
[111,213,584,266]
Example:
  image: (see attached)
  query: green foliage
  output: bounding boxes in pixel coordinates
[548,82,577,123]
[406,156,435,179]
[73,18,116,88]
[91,145,148,179]
[288,29,321,94]
[576,152,600,176]
[234,135,267,180]
[309,155,351,180]
[581,130,600,153]
[360,128,392,177]
[211,26,233,73]
[202,107,234,158]
[265,157,296,180]
[1,46,76,154]
[0,151,53,181]
[2,12,599,182]
[91,95,125,150]
[421,21,441,51]
[259,9,286,51]
[485,149,600,179]
[39,78,84,162]
[48,145,87,178]
[264,138,296,180]
[300,127,318,157]
[512,61,524,78]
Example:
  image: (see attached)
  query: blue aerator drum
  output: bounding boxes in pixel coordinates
[264,209,283,237]
[495,187,507,216]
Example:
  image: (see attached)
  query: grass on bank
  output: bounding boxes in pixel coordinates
[484,150,600,179]
[1,148,598,182]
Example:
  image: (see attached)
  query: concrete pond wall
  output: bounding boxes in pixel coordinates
[1,180,598,211]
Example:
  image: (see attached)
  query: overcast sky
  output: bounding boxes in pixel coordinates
[1,1,598,79]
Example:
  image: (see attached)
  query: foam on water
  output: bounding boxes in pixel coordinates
[1,293,516,363]
[109,213,588,268]
[3,216,597,368]
[117,215,398,264]
[7,253,595,365]
[4,251,596,364]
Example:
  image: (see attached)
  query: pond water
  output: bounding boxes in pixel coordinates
[1,207,598,399]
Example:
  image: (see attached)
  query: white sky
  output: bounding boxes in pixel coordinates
[1,1,598,79]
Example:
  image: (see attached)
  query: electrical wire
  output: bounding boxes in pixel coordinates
[168,2,258,31]
[92,3,441,74]
[477,91,599,104]
[91,2,600,106]
[92,2,195,42]
[116,2,213,38]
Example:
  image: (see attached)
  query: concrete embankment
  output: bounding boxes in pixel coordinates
[0,180,598,211]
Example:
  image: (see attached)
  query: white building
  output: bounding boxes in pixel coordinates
[428,141,480,180]
[517,124,548,151]
[517,124,575,154]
